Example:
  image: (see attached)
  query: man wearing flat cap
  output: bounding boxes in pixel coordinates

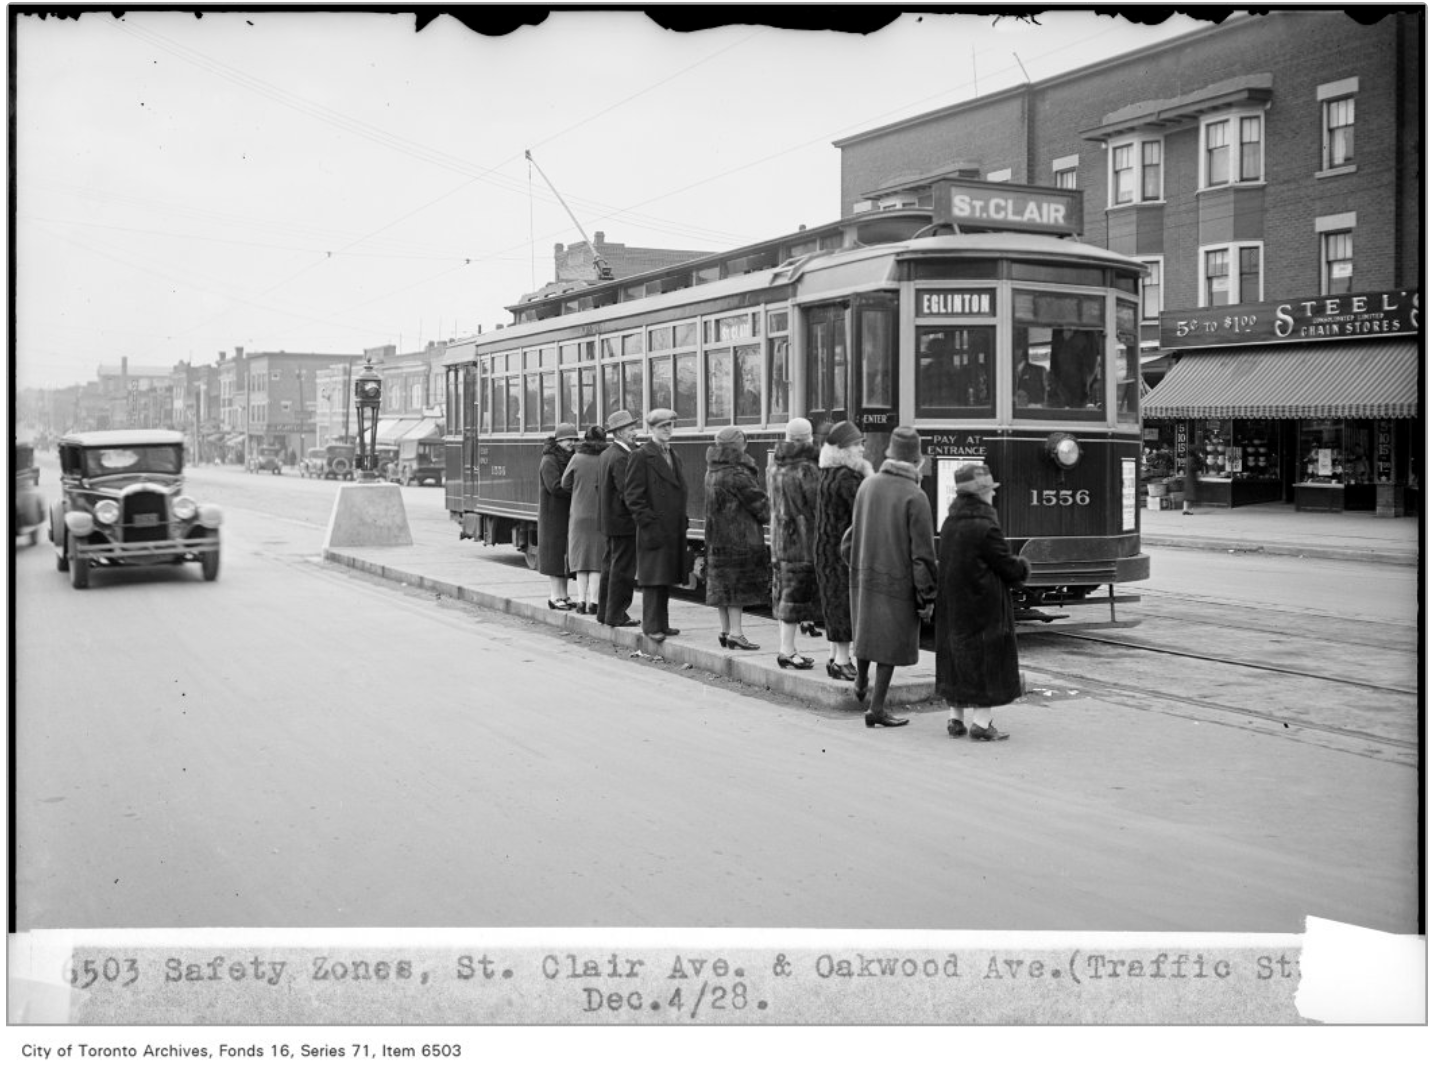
[622,408,688,642]
[934,462,1028,742]
[597,409,641,627]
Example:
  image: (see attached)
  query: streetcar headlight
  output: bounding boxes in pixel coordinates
[93,499,120,525]
[173,496,198,520]
[1045,432,1082,469]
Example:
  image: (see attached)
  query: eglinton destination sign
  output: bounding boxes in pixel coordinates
[1159,289,1420,349]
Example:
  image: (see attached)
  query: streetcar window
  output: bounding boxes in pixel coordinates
[910,260,998,281]
[674,355,697,426]
[674,322,697,348]
[859,305,895,409]
[706,349,732,422]
[707,313,757,344]
[580,368,597,427]
[1115,299,1140,425]
[622,333,644,357]
[767,309,789,333]
[479,373,491,433]
[505,379,520,433]
[650,356,674,412]
[602,365,619,420]
[915,327,993,418]
[1012,327,1105,417]
[805,305,848,422]
[524,375,541,432]
[540,347,557,369]
[1009,263,1106,288]
[735,344,761,425]
[768,336,790,422]
[559,343,580,365]
[622,361,644,422]
[650,326,674,352]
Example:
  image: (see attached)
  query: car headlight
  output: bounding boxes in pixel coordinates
[173,496,198,520]
[1045,432,1082,470]
[93,499,120,525]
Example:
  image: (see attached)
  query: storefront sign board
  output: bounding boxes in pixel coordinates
[1159,289,1419,349]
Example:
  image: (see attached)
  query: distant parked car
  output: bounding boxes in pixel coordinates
[13,441,45,546]
[301,443,356,480]
[48,429,222,589]
[251,445,284,474]
[391,437,444,486]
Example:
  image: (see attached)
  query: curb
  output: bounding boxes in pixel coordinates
[324,549,938,709]
[1141,535,1418,567]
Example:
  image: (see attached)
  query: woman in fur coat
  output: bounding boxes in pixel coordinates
[767,418,822,669]
[813,420,873,680]
[702,426,770,650]
[537,423,579,609]
[561,426,610,615]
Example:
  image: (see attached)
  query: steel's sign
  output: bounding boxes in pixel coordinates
[1160,289,1419,349]
[931,179,1082,236]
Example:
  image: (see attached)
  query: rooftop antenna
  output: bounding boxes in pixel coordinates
[525,149,614,281]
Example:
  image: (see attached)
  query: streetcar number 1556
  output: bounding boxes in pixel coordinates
[1030,489,1091,506]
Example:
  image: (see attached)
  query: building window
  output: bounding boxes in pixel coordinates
[1201,243,1262,306]
[1201,110,1267,189]
[986,168,1012,183]
[1108,137,1162,205]
[1324,96,1355,169]
[1138,258,1163,321]
[1054,167,1077,190]
[1322,231,1354,295]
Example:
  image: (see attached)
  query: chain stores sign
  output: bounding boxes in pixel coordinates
[931,178,1082,236]
[1161,289,1420,348]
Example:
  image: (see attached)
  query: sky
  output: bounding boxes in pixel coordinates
[11,6,1214,391]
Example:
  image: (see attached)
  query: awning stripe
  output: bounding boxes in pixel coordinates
[1143,341,1419,419]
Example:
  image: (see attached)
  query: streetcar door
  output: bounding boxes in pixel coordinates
[465,362,480,515]
[803,302,849,431]
[851,292,899,465]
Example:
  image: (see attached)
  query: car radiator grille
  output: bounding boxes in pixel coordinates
[122,491,170,543]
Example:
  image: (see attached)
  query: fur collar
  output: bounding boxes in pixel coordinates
[706,444,757,469]
[949,494,998,521]
[819,443,874,477]
[878,458,924,482]
[576,440,608,456]
[772,440,819,466]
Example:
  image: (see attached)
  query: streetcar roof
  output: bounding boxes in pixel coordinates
[58,429,187,448]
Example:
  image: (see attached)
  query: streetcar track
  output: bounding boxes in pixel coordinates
[1114,609,1417,653]
[1023,629,1418,696]
[1036,664,1419,760]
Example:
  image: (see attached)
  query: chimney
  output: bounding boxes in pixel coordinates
[218,351,227,362]
[594,231,605,246]
[235,346,244,359]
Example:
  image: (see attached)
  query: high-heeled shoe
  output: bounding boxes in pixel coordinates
[777,653,814,670]
[865,709,908,728]
[718,633,729,648]
[799,621,824,638]
[725,634,759,651]
[852,680,868,704]
[826,660,857,681]
[548,598,574,611]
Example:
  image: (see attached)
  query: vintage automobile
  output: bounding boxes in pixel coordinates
[13,440,46,545]
[392,437,444,487]
[48,429,222,589]
[251,445,285,474]
[301,443,357,480]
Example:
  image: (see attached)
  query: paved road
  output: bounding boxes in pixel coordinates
[12,462,1418,934]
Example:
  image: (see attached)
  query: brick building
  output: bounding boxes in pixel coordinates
[835,10,1421,514]
[515,231,709,306]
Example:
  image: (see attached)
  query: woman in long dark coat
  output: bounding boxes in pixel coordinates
[537,423,579,610]
[934,463,1029,741]
[703,426,769,650]
[847,426,937,728]
[814,421,873,680]
[767,418,821,669]
[561,426,608,615]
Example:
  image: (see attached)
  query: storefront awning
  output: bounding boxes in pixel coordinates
[1143,341,1419,419]
[397,417,442,443]
[223,434,246,447]
[376,418,420,445]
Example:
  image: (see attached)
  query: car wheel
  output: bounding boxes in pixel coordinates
[201,539,220,582]
[69,542,89,589]
[56,537,69,571]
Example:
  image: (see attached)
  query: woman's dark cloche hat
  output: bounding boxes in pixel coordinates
[888,426,922,464]
[825,421,863,450]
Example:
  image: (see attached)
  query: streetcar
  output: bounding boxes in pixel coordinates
[442,178,1149,618]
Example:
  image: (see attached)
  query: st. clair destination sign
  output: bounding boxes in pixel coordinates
[1160,289,1419,349]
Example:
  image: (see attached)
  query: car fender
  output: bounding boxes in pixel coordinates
[64,510,95,537]
[198,504,224,527]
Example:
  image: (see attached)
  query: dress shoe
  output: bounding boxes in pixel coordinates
[864,709,908,728]
[777,653,814,670]
[645,630,666,643]
[799,621,824,638]
[548,598,574,611]
[725,633,759,650]
[609,616,639,628]
[718,632,729,648]
[852,681,868,704]
[826,660,858,681]
[968,722,1009,741]
[663,628,681,637]
[946,719,968,738]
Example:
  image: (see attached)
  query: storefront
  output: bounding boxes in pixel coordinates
[1144,290,1419,515]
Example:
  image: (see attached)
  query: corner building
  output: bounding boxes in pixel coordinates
[835,10,1421,515]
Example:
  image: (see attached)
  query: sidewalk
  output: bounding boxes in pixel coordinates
[324,501,1418,710]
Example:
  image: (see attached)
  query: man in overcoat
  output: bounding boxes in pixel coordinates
[934,463,1029,741]
[847,426,937,727]
[623,408,689,642]
[597,410,640,627]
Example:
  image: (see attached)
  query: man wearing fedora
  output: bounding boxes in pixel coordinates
[597,409,641,628]
[623,408,689,642]
[846,425,937,727]
[934,462,1029,741]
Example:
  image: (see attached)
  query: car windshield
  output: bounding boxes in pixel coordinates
[82,445,182,477]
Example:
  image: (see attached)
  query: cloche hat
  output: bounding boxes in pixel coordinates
[887,426,922,465]
[825,421,863,450]
[955,463,1000,494]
